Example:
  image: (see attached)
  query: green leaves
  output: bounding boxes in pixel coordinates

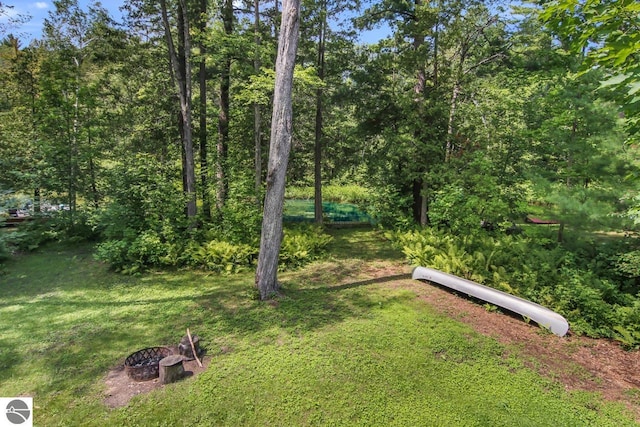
[600,73,632,89]
[279,226,333,269]
[391,226,640,343]
[541,0,640,139]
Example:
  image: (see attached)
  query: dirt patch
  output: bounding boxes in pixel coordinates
[104,346,211,408]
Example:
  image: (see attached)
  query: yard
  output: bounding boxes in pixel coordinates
[0,229,638,426]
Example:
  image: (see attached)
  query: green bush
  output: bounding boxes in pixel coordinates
[97,154,187,241]
[95,230,176,274]
[213,198,262,245]
[0,230,24,261]
[366,185,414,229]
[94,239,130,271]
[614,299,640,349]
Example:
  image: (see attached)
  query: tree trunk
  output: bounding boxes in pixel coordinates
[413,0,427,226]
[199,0,211,220]
[70,56,80,216]
[217,0,233,211]
[88,155,99,209]
[420,179,428,226]
[33,188,40,213]
[314,0,327,224]
[160,0,197,219]
[445,81,461,162]
[274,0,280,40]
[87,114,99,209]
[254,0,263,206]
[159,355,184,385]
[255,0,301,300]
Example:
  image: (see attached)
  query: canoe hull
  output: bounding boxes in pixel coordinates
[412,266,569,337]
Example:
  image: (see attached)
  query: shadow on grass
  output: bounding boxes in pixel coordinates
[273,273,415,333]
[327,227,404,261]
[0,229,411,401]
[325,273,412,291]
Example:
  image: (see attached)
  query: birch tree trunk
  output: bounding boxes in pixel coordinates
[255,0,301,300]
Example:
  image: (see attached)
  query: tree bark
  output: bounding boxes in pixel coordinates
[199,0,211,220]
[314,0,327,224]
[159,355,185,384]
[217,0,233,211]
[445,81,461,162]
[413,0,427,226]
[255,0,301,300]
[254,0,263,206]
[160,0,197,219]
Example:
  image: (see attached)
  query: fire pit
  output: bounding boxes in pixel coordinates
[124,347,173,381]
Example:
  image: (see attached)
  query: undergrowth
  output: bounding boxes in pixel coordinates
[389,227,640,348]
[94,225,332,275]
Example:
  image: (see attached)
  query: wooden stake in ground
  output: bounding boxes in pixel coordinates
[187,328,203,367]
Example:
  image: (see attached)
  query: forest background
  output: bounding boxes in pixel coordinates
[1,0,640,347]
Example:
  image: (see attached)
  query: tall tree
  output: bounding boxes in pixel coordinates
[541,0,640,140]
[254,0,263,205]
[38,0,120,222]
[160,0,197,219]
[256,0,301,300]
[313,0,327,223]
[216,0,234,211]
[198,0,211,220]
[0,36,44,210]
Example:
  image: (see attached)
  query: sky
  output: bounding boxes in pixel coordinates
[1,0,388,45]
[0,0,125,43]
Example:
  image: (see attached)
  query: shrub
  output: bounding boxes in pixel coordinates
[98,154,187,241]
[614,299,640,349]
[94,226,183,274]
[366,185,414,229]
[94,239,131,271]
[189,240,257,274]
[213,198,262,245]
[279,226,333,269]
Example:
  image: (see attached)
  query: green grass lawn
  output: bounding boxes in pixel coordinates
[0,230,638,426]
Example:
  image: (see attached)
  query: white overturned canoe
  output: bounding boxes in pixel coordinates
[412,266,569,337]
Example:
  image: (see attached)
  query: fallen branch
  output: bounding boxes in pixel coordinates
[187,328,203,368]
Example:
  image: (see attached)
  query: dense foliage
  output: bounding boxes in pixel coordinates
[94,223,332,274]
[1,1,640,342]
[390,226,640,348]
